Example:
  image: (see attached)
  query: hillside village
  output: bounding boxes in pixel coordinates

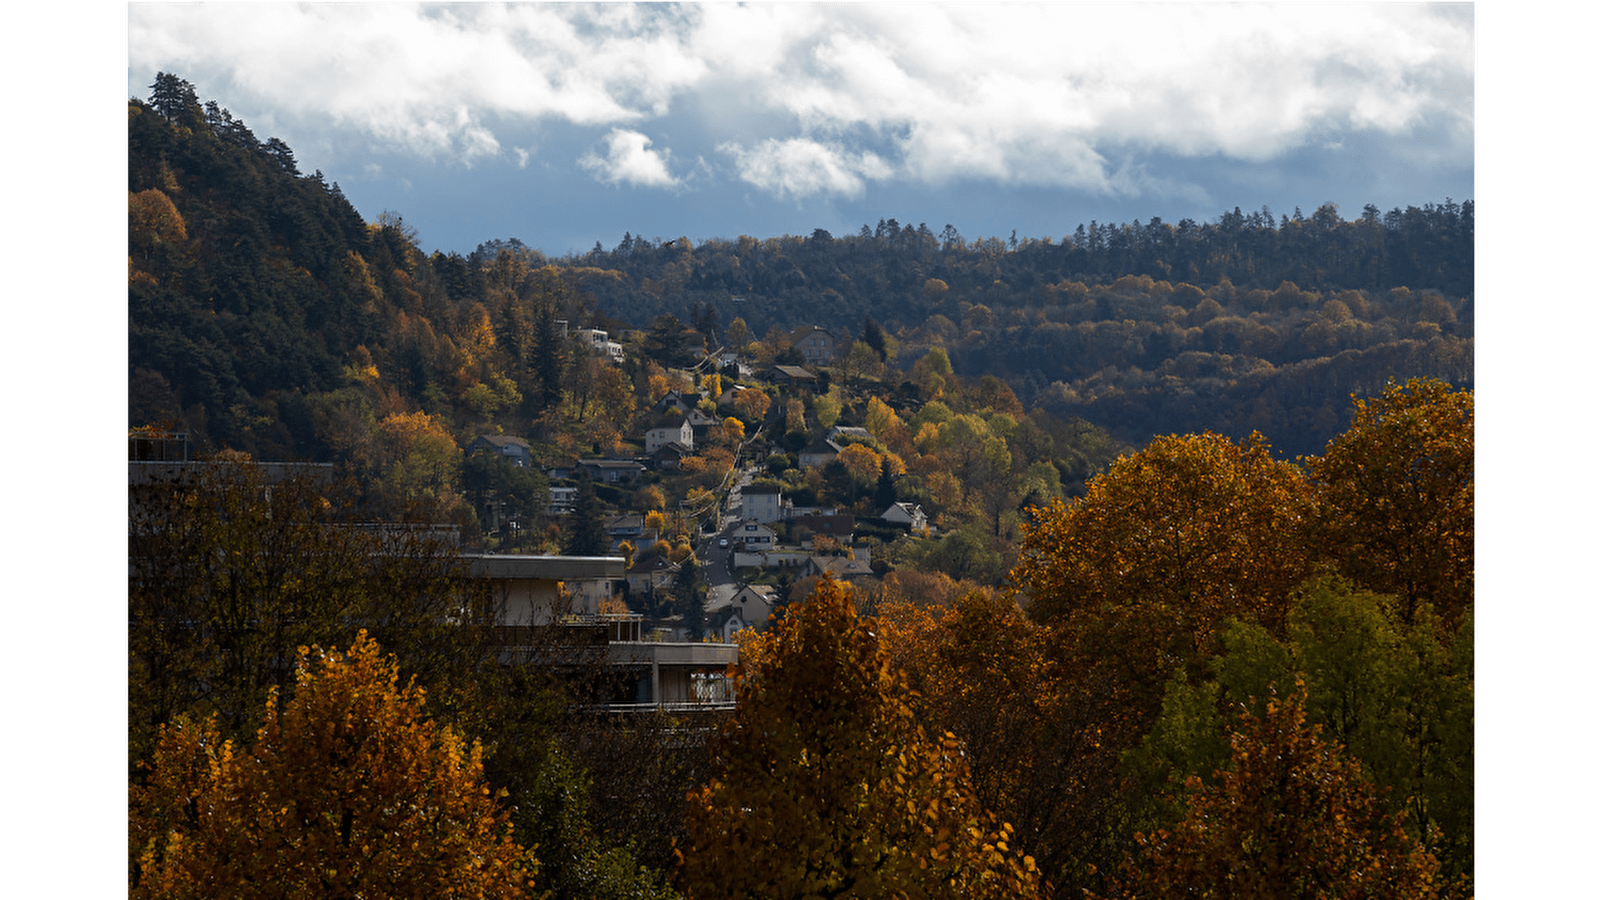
[422,319,940,646]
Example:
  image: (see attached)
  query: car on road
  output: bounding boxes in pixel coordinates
[718,537,729,548]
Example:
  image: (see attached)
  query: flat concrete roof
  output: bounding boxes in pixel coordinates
[464,554,626,580]
[606,642,739,667]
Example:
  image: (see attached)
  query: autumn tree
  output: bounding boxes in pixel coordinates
[129,460,496,766]
[878,588,1136,895]
[1097,680,1443,900]
[731,385,771,424]
[1306,378,1473,626]
[676,578,1045,899]
[1128,578,1475,887]
[1014,431,1314,701]
[130,632,539,899]
[372,409,462,514]
[129,188,188,270]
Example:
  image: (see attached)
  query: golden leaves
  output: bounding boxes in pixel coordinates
[677,578,1044,899]
[130,632,537,899]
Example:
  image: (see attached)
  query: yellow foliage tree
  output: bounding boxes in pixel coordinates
[1014,432,1314,697]
[1306,378,1473,626]
[129,188,188,267]
[677,578,1045,899]
[732,386,771,424]
[836,442,883,485]
[375,410,461,509]
[130,632,538,899]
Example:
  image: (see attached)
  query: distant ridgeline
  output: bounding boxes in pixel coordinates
[130,74,1470,462]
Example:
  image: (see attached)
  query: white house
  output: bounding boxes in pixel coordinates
[882,501,929,531]
[739,484,786,523]
[724,584,778,631]
[575,328,625,364]
[645,413,695,454]
[733,518,779,549]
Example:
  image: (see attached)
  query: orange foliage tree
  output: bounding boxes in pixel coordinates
[130,632,537,899]
[1306,378,1473,626]
[878,587,1152,896]
[676,578,1045,899]
[1014,431,1314,698]
[731,386,771,424]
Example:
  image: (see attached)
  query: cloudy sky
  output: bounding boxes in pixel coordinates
[125,2,1473,257]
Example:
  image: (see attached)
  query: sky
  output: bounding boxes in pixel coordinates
[126,2,1476,258]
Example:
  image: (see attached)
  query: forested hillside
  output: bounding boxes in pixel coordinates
[129,76,1473,900]
[566,208,1472,456]
[129,76,1471,464]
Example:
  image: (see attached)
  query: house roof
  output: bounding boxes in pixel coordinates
[808,556,872,578]
[801,437,845,455]
[732,584,779,603]
[626,554,678,575]
[578,458,645,469]
[605,514,644,532]
[473,434,531,450]
[794,514,855,536]
[771,365,816,381]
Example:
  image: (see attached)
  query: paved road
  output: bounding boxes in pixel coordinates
[700,464,758,607]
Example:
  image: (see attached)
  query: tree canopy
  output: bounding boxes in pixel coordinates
[677,577,1045,899]
[130,632,539,899]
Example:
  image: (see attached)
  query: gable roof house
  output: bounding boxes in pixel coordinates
[625,552,679,598]
[645,413,695,454]
[797,436,845,470]
[882,501,929,532]
[655,390,695,415]
[605,513,648,542]
[770,365,818,389]
[732,517,779,549]
[648,441,693,471]
[684,407,721,444]
[792,513,855,548]
[467,434,533,468]
[707,583,780,640]
[728,584,779,627]
[800,555,873,581]
[790,326,837,365]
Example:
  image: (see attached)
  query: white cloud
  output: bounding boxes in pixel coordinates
[719,138,892,200]
[128,3,1471,196]
[580,129,682,189]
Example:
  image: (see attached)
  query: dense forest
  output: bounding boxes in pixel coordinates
[130,76,1470,464]
[130,75,1472,899]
